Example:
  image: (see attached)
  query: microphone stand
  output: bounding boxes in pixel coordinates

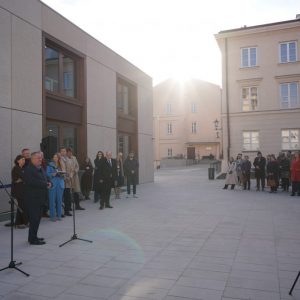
[59,186,92,247]
[0,179,29,276]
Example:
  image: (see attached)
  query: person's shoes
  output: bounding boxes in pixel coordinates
[262,188,264,191]
[291,193,295,196]
[30,240,46,245]
[42,213,50,218]
[99,206,104,210]
[65,212,72,216]
[4,222,13,227]
[16,224,26,229]
[133,195,138,198]
[37,237,45,241]
[75,206,85,210]
[106,205,113,208]
[61,214,65,218]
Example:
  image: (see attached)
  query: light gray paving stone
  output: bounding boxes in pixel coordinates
[117,284,169,300]
[1,293,49,300]
[94,267,139,279]
[19,282,67,298]
[223,286,280,300]
[65,283,116,299]
[176,276,226,291]
[183,269,229,281]
[135,268,183,280]
[80,275,128,288]
[227,276,279,292]
[33,273,79,287]
[168,285,223,300]
[126,277,176,289]
[0,282,19,296]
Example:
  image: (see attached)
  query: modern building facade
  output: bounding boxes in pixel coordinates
[0,0,153,214]
[153,79,221,167]
[215,16,300,166]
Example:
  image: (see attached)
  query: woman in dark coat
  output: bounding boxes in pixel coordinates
[93,151,104,203]
[267,154,279,193]
[11,155,28,228]
[80,157,94,200]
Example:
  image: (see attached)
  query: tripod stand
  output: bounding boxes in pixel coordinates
[289,271,300,295]
[59,189,92,247]
[0,179,29,277]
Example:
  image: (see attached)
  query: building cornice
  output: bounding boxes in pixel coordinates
[215,18,300,40]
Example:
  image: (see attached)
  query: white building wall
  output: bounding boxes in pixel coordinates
[0,0,153,214]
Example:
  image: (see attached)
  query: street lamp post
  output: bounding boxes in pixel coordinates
[213,119,223,159]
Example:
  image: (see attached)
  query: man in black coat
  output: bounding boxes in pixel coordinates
[241,155,251,190]
[124,152,139,198]
[253,151,266,191]
[24,152,50,245]
[99,151,117,210]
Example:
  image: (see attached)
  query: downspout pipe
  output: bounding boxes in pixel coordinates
[225,37,231,162]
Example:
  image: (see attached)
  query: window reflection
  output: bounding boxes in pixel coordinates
[45,47,59,93]
[63,127,77,155]
[63,56,75,97]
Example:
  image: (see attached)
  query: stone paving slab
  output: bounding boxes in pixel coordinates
[1,166,300,299]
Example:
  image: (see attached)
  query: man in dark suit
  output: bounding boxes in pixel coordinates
[99,151,117,210]
[24,152,51,245]
[253,151,266,191]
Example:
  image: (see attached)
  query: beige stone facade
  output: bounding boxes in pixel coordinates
[215,17,300,166]
[0,0,153,214]
[153,79,221,167]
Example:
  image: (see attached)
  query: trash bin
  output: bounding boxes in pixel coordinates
[208,167,215,180]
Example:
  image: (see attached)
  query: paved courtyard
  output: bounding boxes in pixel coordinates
[1,166,300,300]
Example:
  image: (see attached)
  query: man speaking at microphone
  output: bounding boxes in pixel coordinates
[24,152,51,245]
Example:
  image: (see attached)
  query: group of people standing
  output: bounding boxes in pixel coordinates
[223,151,300,195]
[9,147,139,245]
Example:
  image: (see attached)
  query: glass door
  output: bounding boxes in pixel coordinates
[46,121,78,156]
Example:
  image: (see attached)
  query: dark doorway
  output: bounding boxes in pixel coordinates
[187,147,196,160]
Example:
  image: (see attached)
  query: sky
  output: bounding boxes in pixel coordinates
[41,0,299,86]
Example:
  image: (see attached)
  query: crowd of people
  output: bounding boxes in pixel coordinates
[8,147,139,245]
[223,150,300,195]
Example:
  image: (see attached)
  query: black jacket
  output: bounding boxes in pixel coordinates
[253,156,266,176]
[24,164,48,203]
[99,158,118,183]
[241,160,251,173]
[267,161,279,179]
[11,165,25,199]
[124,158,139,177]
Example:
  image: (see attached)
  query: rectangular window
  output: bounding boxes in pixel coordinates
[167,148,172,157]
[282,129,299,150]
[167,123,172,135]
[241,47,257,68]
[242,87,258,111]
[191,103,197,113]
[243,131,259,151]
[45,47,59,93]
[192,122,197,133]
[117,83,130,115]
[45,45,77,98]
[280,41,297,63]
[280,82,299,109]
[63,56,75,97]
[166,103,172,114]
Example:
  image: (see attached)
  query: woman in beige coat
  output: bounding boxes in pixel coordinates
[223,157,238,190]
[66,148,85,210]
